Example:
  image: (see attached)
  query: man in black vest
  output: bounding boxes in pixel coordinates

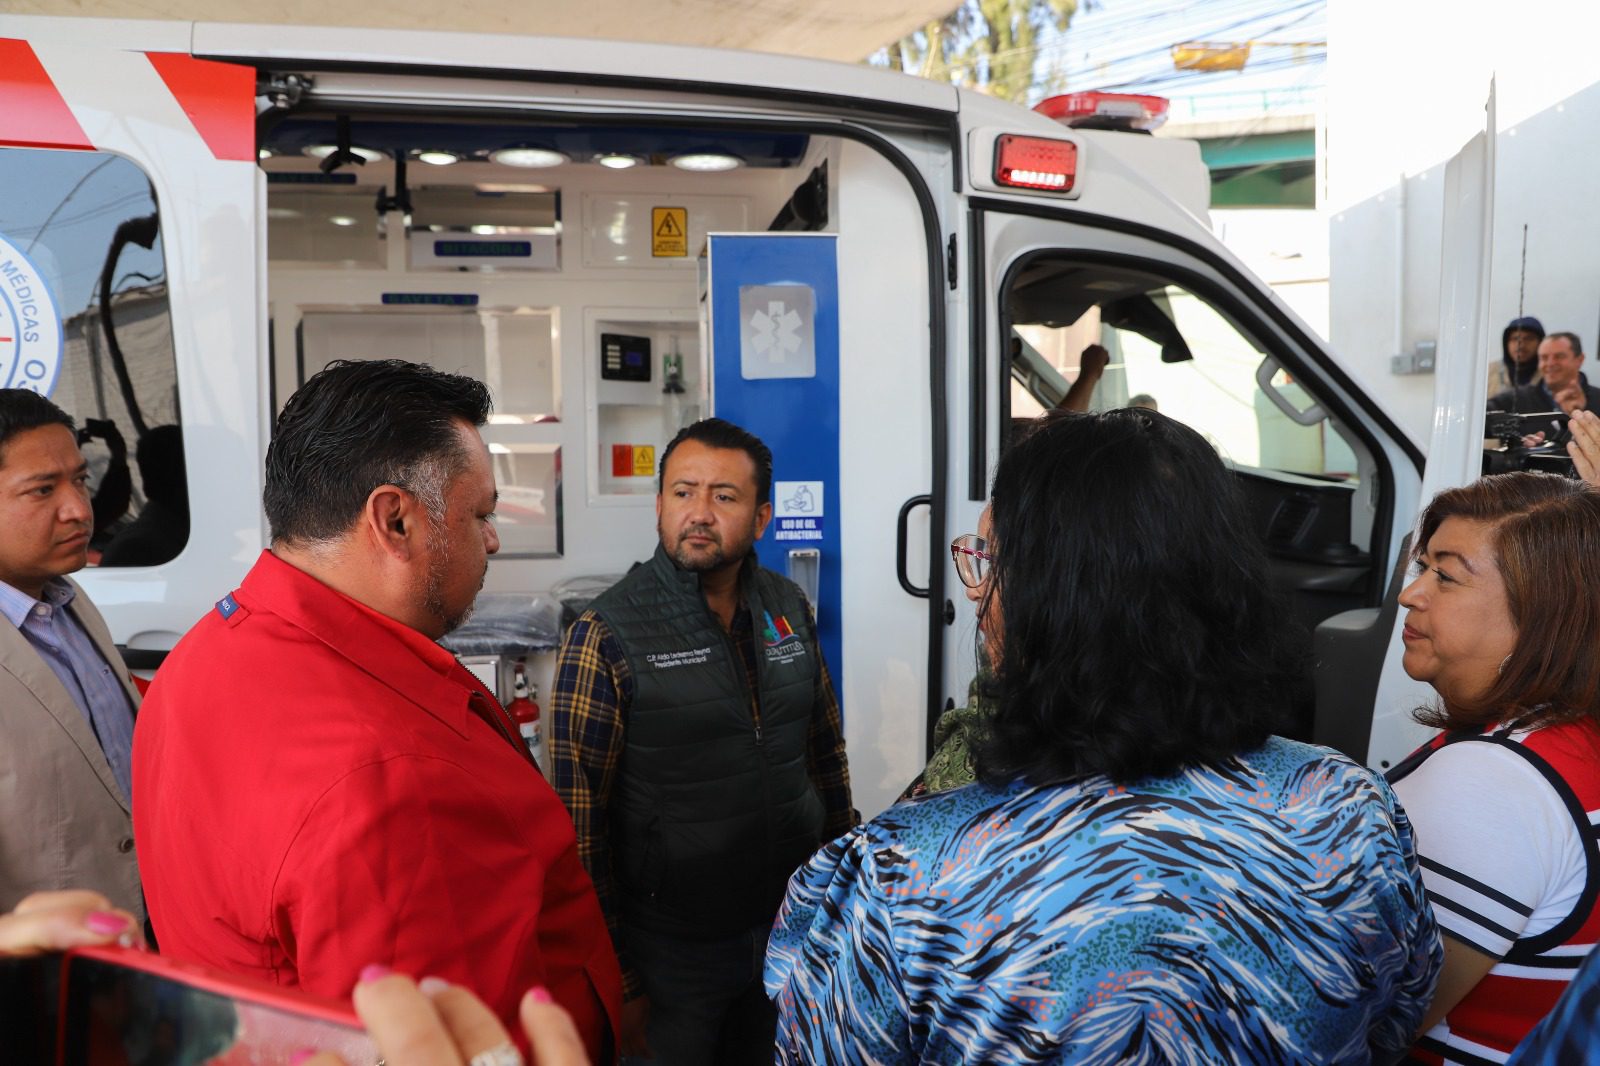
[550,417,855,1065]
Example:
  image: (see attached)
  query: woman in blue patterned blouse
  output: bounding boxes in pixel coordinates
[764,408,1441,1065]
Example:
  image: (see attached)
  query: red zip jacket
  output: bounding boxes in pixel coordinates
[133,551,621,1060]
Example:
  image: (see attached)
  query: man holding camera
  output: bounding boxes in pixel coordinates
[1488,332,1600,414]
[0,389,142,921]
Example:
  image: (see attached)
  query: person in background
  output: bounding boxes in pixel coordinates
[1054,343,1108,413]
[550,417,853,1065]
[767,409,1440,1064]
[1487,332,1600,414]
[1386,472,1600,1064]
[0,390,143,923]
[1489,315,1544,395]
[1127,392,1159,412]
[132,360,620,1063]
[101,425,188,567]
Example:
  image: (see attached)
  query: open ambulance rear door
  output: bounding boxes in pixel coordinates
[0,20,267,664]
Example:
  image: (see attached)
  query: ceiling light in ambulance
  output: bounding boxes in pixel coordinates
[258,147,275,161]
[475,183,552,194]
[993,135,1078,193]
[670,152,742,172]
[1033,92,1169,132]
[304,144,386,164]
[417,150,462,166]
[490,147,568,169]
[596,153,642,170]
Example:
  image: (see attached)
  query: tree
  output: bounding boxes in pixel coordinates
[878,0,1081,104]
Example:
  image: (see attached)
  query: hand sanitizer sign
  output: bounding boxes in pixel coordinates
[773,481,824,541]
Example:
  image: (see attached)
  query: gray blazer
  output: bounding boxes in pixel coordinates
[0,578,144,919]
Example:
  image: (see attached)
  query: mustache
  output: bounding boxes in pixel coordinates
[679,524,721,545]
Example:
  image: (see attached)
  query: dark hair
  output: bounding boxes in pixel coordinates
[658,417,773,505]
[0,389,75,463]
[265,359,491,545]
[1547,331,1584,357]
[973,408,1305,786]
[1412,472,1600,732]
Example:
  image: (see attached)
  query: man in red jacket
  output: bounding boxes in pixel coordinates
[132,359,620,1062]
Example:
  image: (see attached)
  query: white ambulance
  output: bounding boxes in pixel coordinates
[0,16,1442,816]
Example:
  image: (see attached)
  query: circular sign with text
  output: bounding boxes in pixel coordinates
[0,232,64,396]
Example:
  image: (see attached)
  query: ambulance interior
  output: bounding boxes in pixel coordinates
[1004,254,1383,738]
[258,109,854,700]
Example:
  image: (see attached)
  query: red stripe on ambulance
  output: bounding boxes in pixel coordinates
[144,53,256,163]
[0,39,93,150]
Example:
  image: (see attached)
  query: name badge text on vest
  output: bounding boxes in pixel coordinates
[646,646,714,670]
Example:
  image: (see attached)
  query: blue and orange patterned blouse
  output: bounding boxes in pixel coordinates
[765,737,1441,1065]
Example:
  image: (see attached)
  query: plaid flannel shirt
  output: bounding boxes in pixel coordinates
[549,600,854,1000]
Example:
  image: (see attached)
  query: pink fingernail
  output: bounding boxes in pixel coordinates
[358,964,393,984]
[84,911,129,935]
[289,1052,317,1066]
[526,985,553,1004]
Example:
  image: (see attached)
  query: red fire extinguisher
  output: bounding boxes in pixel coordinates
[506,659,546,775]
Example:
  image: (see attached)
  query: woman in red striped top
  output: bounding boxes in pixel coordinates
[1387,472,1600,1065]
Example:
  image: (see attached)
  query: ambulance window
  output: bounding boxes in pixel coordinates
[1007,265,1358,480]
[0,147,188,568]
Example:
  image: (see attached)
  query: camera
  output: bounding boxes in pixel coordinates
[1483,410,1578,477]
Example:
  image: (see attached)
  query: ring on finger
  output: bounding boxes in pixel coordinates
[468,1043,524,1066]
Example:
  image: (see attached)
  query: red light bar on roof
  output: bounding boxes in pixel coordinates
[994,134,1078,193]
[1034,91,1169,132]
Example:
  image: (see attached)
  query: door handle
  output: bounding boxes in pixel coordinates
[896,494,932,598]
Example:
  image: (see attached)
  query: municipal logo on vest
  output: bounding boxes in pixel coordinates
[762,610,807,665]
[0,233,64,397]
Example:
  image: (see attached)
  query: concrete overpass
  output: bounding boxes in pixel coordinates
[1160,90,1318,209]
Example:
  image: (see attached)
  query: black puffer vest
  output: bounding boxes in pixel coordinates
[592,545,824,939]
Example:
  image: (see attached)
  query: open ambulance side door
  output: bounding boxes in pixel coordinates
[970,192,1425,757]
[1,19,266,661]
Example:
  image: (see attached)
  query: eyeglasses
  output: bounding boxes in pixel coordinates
[950,534,993,589]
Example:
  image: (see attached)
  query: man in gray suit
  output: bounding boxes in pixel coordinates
[0,390,142,920]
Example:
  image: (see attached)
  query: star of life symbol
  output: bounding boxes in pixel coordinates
[748,300,803,361]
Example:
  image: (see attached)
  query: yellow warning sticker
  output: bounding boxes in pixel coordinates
[652,207,688,257]
[633,444,656,477]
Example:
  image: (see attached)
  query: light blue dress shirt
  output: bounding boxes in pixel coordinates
[0,576,135,802]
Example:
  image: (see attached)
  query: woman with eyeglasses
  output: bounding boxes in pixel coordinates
[764,408,1441,1064]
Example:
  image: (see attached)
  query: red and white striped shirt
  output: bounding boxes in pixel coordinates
[1390,719,1600,1065]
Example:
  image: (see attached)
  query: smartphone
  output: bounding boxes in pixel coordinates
[1,945,378,1065]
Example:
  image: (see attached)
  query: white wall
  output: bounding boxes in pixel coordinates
[1328,0,1600,448]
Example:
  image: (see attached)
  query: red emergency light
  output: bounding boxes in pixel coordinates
[1034,91,1170,132]
[993,134,1078,193]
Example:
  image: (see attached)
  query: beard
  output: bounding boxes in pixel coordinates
[423,532,486,636]
[662,520,756,574]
